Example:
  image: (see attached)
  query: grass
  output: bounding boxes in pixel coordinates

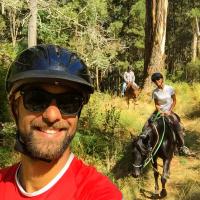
[80,82,200,200]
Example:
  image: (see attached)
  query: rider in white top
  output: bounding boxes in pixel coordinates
[121,66,138,96]
[143,72,190,155]
[152,85,175,113]
[124,70,135,83]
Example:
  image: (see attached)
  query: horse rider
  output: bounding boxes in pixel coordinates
[142,72,190,156]
[121,66,139,97]
[0,44,122,200]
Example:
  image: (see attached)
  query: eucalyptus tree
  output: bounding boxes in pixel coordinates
[143,0,168,90]
[28,0,38,47]
[190,8,200,62]
[0,0,28,47]
[166,0,200,78]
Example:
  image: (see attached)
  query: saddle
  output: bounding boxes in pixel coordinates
[148,112,178,142]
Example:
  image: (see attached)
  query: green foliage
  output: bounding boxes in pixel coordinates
[0,16,6,37]
[130,0,145,38]
[37,0,121,73]
[0,44,16,121]
[84,0,108,25]
[37,9,70,45]
[1,122,16,143]
[102,104,121,135]
[167,1,200,78]
[107,0,145,76]
[168,60,200,83]
[74,93,125,169]
[185,59,200,82]
[187,8,200,18]
[108,21,123,37]
[0,0,199,88]
[0,147,14,167]
[79,92,101,131]
[0,122,17,167]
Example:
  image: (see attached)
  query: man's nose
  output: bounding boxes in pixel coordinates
[42,100,62,123]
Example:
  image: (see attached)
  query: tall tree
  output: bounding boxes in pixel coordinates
[190,8,200,61]
[28,0,37,47]
[143,0,168,90]
[0,0,28,47]
[166,1,200,78]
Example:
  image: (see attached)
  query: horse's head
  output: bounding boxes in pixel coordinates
[132,135,150,178]
[132,116,164,177]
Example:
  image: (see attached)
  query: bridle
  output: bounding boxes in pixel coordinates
[133,115,166,169]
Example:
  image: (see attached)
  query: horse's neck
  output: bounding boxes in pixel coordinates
[153,119,176,145]
[150,121,165,145]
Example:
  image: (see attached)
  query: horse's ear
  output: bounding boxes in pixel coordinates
[141,134,150,145]
[130,132,136,140]
[132,135,139,144]
[148,118,154,124]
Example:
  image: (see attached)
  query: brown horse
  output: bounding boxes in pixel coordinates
[124,82,140,107]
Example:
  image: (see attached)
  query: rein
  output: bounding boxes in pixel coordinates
[133,113,166,169]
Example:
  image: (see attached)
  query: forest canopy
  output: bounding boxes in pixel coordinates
[0,0,200,121]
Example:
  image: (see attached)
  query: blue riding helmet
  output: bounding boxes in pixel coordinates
[6,44,94,103]
[151,72,163,82]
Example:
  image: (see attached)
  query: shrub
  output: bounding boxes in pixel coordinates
[185,59,200,83]
[0,122,17,167]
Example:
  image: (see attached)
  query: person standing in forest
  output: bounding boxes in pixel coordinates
[0,44,122,200]
[121,66,138,97]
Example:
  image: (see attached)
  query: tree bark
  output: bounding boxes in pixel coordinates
[8,8,19,47]
[143,0,168,91]
[96,66,99,91]
[1,2,5,14]
[192,17,200,61]
[28,0,37,47]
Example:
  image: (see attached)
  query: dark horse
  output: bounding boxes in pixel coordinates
[132,114,177,198]
[124,83,140,107]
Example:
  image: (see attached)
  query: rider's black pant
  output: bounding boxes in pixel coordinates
[142,112,185,147]
[167,113,184,147]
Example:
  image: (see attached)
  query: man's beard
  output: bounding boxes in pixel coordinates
[18,130,74,161]
[18,119,75,161]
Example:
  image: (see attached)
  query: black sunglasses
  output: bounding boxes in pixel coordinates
[19,88,84,116]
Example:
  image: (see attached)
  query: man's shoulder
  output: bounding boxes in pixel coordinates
[0,164,18,182]
[71,157,122,199]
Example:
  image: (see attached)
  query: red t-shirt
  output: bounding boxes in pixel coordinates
[0,154,122,200]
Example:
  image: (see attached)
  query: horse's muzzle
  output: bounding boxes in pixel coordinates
[132,169,141,178]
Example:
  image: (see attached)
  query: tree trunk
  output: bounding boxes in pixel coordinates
[96,66,99,91]
[28,0,37,47]
[1,2,5,14]
[143,0,168,91]
[192,17,200,61]
[8,8,19,47]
